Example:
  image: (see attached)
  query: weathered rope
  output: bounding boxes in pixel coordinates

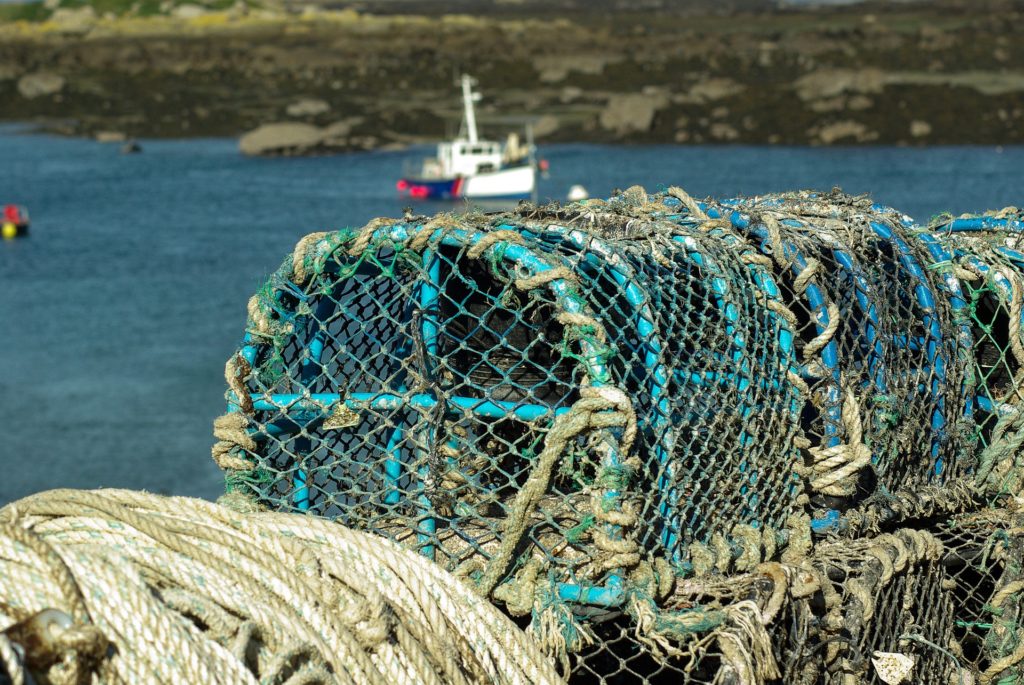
[978,578,1024,684]
[514,266,577,292]
[466,230,527,260]
[666,186,707,220]
[0,489,563,685]
[975,408,1024,495]
[762,213,793,270]
[474,385,637,597]
[842,478,979,534]
[345,217,402,257]
[0,634,23,685]
[291,231,329,285]
[1001,268,1024,363]
[224,353,253,415]
[797,386,872,497]
[210,413,256,472]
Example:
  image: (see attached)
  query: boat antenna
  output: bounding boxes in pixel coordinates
[460,74,481,143]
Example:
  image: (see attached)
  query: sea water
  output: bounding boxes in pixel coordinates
[1,128,1021,504]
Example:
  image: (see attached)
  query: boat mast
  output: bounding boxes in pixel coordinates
[461,75,480,143]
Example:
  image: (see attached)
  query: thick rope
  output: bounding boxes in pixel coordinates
[791,256,821,296]
[798,386,872,497]
[976,408,1024,496]
[979,580,1024,685]
[666,186,707,220]
[762,213,793,270]
[555,311,607,343]
[0,489,563,685]
[291,231,329,285]
[466,230,527,260]
[474,386,637,597]
[842,478,979,534]
[211,413,256,471]
[224,353,254,415]
[0,634,23,685]
[802,303,841,362]
[514,267,577,292]
[345,217,402,258]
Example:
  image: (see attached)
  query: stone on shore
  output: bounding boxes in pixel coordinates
[599,93,668,135]
[533,115,560,138]
[238,119,375,156]
[239,122,324,156]
[49,6,96,33]
[95,130,128,143]
[17,72,66,99]
[286,99,331,117]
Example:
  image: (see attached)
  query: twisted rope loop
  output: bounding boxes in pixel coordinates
[0,489,564,685]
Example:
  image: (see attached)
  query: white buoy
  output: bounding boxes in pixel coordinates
[567,184,589,202]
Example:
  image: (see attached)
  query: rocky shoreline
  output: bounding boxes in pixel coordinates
[1,1,1022,152]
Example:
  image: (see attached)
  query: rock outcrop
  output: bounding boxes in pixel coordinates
[238,118,371,156]
[171,4,207,19]
[813,120,878,145]
[17,72,65,99]
[285,99,330,118]
[599,93,669,135]
[239,122,325,156]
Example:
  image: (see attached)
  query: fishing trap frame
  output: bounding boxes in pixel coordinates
[213,191,1024,684]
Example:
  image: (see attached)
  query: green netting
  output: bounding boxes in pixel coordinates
[210,190,1024,684]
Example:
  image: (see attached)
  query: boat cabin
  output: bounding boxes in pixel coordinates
[436,140,503,178]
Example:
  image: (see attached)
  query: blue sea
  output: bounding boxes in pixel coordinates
[1,127,1022,505]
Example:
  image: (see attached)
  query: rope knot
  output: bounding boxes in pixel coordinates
[799,442,872,497]
[797,386,872,497]
[4,610,108,685]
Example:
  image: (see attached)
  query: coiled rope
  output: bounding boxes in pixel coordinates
[0,489,563,685]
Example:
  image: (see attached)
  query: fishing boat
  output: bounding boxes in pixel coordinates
[2,204,29,240]
[397,75,537,201]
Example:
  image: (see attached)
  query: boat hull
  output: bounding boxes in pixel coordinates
[396,177,465,200]
[464,165,534,199]
[399,165,535,201]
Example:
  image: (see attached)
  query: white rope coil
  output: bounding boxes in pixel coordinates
[0,489,563,685]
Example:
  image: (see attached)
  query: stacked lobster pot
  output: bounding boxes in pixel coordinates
[213,190,1024,684]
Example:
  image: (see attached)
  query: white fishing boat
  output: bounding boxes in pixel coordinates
[397,75,537,201]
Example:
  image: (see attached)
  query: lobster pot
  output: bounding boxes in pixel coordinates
[225,223,615,575]
[934,509,1024,683]
[492,198,807,566]
[505,189,975,530]
[769,512,1024,685]
[215,196,1024,685]
[684,192,973,507]
[931,214,1024,455]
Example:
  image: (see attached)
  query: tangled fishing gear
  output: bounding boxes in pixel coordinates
[213,189,1024,684]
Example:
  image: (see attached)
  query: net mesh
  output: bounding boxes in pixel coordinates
[212,192,1024,684]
